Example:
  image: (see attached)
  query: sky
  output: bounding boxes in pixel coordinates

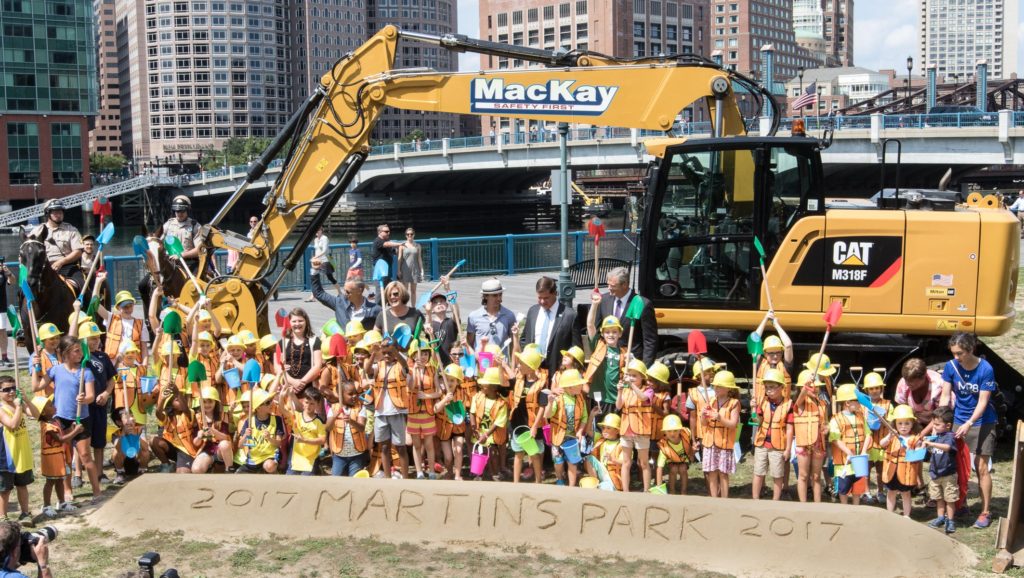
[455,0,1023,76]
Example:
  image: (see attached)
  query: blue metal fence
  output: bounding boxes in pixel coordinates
[3,230,635,299]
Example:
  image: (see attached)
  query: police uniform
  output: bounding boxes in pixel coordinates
[32,222,85,289]
[162,216,202,270]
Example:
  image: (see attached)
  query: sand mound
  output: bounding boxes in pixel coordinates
[89,475,975,577]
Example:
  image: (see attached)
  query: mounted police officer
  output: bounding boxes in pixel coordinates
[161,195,202,272]
[30,199,85,291]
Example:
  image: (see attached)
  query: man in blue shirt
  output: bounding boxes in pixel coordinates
[0,520,52,578]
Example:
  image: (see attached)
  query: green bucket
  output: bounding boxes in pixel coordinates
[648,483,668,495]
[513,426,541,456]
[445,400,466,425]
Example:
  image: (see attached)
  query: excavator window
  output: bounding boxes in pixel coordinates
[646,140,820,309]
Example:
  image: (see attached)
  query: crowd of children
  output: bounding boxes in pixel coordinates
[0,271,988,536]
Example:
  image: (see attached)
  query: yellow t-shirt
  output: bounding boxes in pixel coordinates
[1,406,33,474]
[470,396,508,446]
[289,411,326,472]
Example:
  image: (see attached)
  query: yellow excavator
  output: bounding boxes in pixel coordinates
[179,25,1020,408]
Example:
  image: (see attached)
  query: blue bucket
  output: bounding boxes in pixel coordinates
[906,447,927,463]
[866,407,881,431]
[223,367,241,390]
[849,454,870,477]
[140,376,158,394]
[122,433,141,459]
[561,437,583,464]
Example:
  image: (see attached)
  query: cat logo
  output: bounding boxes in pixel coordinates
[833,241,873,267]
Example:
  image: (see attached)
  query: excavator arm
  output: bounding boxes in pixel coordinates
[187,25,773,334]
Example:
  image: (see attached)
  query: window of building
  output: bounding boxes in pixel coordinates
[651,23,661,38]
[497,12,507,26]
[576,0,587,15]
[51,123,82,184]
[512,10,522,24]
[543,5,554,18]
[7,122,39,184]
[528,7,538,21]
[560,3,570,17]
[634,21,645,37]
[634,41,646,56]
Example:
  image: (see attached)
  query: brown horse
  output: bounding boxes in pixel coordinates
[137,235,188,329]
[18,233,109,354]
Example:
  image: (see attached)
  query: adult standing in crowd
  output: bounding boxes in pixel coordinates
[465,279,516,352]
[521,276,580,375]
[373,282,424,334]
[594,267,658,365]
[310,260,380,331]
[940,332,998,529]
[371,224,402,287]
[894,358,947,428]
[276,308,323,395]
[307,227,337,301]
[397,228,424,305]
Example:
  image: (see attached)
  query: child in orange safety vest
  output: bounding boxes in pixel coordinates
[880,404,923,518]
[789,369,829,503]
[102,290,149,363]
[861,372,892,504]
[616,359,654,492]
[751,368,793,501]
[699,370,741,498]
[588,413,625,491]
[829,383,873,505]
[656,414,694,495]
[469,367,509,480]
[546,369,589,487]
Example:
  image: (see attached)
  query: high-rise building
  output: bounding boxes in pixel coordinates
[367,0,459,141]
[1,0,98,201]
[710,0,821,84]
[91,0,123,155]
[792,0,852,66]
[919,0,1018,80]
[290,0,366,103]
[477,0,710,136]
[116,0,295,167]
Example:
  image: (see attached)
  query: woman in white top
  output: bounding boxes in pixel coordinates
[397,227,425,304]
[308,227,337,300]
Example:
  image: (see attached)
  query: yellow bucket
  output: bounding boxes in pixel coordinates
[579,476,599,489]
[353,469,370,478]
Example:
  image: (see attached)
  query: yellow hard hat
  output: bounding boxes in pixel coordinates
[600,316,623,332]
[363,329,383,347]
[558,368,586,388]
[259,374,277,391]
[344,320,366,339]
[662,414,684,432]
[835,383,859,402]
[560,346,585,367]
[712,370,738,389]
[238,330,258,346]
[647,361,670,384]
[579,476,599,489]
[626,358,648,377]
[477,366,504,386]
[862,372,885,390]
[238,390,252,404]
[259,335,278,351]
[891,404,916,421]
[599,413,621,429]
[522,342,543,357]
[78,321,104,339]
[197,331,215,344]
[68,312,91,327]
[797,369,824,387]
[484,343,502,357]
[353,339,370,354]
[200,386,221,403]
[226,335,245,350]
[763,335,784,352]
[692,358,721,376]
[353,469,370,478]
[30,395,53,415]
[114,291,136,307]
[160,340,182,356]
[195,310,211,323]
[804,353,836,376]
[37,323,62,340]
[119,341,141,355]
[407,339,423,356]
[250,388,271,410]
[515,349,544,372]
[761,368,786,385]
[321,340,334,360]
[443,363,464,381]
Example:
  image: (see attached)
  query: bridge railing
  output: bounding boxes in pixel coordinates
[3,230,636,299]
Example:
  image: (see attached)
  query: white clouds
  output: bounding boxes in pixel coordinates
[853,0,919,71]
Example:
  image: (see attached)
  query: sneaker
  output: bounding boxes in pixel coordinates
[17,513,34,527]
[99,473,111,484]
[945,519,957,534]
[391,471,402,479]
[113,473,126,486]
[928,516,948,529]
[372,471,385,479]
[416,472,425,480]
[41,507,57,519]
[861,493,875,505]
[71,476,83,489]
[974,512,992,529]
[158,463,173,474]
[0,359,11,368]
[555,479,566,486]
[58,502,78,513]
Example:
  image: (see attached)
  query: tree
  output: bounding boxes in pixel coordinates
[89,153,127,174]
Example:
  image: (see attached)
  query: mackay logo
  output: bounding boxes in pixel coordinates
[792,236,903,288]
[470,78,619,116]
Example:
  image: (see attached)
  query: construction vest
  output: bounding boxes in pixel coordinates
[658,433,693,464]
[472,394,509,445]
[104,315,143,358]
[162,411,198,458]
[40,420,70,478]
[114,366,149,425]
[549,392,587,446]
[511,369,548,414]
[620,387,653,437]
[650,391,671,441]
[372,362,408,412]
[593,437,623,490]
[700,398,739,450]
[583,341,627,383]
[869,399,893,447]
[38,351,58,397]
[754,359,792,407]
[328,404,368,455]
[830,412,869,466]
[755,398,792,450]
[792,396,827,448]
[411,367,437,415]
[523,376,548,428]
[882,435,922,486]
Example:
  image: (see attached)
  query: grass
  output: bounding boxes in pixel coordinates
[4,270,1024,576]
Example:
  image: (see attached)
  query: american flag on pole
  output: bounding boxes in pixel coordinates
[792,81,817,109]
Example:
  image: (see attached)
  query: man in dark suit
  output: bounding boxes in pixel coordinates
[522,276,581,375]
[595,266,658,365]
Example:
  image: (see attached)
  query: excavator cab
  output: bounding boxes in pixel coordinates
[642,137,824,311]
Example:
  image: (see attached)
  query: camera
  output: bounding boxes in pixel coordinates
[138,551,179,578]
[19,526,56,562]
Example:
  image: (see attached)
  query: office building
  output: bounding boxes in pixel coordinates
[1,0,98,201]
[919,0,1018,80]
[91,0,123,156]
[290,0,366,103]
[792,0,852,66]
[710,0,821,85]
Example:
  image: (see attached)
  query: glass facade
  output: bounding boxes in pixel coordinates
[0,0,98,114]
[51,122,82,183]
[7,122,40,184]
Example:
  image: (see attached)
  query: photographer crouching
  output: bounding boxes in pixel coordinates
[0,521,53,578]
